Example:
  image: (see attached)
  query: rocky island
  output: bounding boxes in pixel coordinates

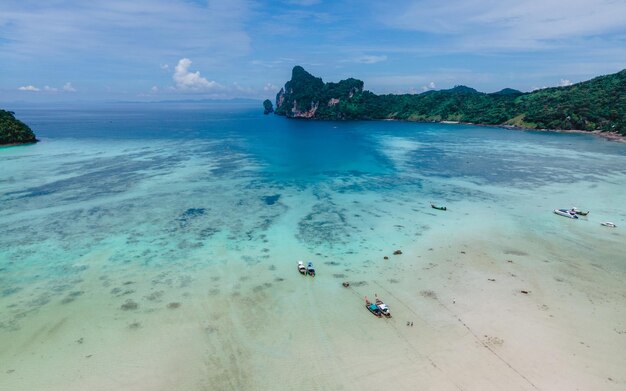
[263,99,274,115]
[271,66,626,136]
[0,110,38,145]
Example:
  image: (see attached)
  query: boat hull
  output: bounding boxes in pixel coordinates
[366,303,382,317]
[554,209,578,219]
[307,262,315,277]
[375,299,391,317]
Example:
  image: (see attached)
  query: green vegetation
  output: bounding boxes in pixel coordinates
[274,66,363,118]
[0,110,38,145]
[263,99,274,114]
[272,67,626,135]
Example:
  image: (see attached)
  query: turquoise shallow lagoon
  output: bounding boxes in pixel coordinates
[1,103,626,390]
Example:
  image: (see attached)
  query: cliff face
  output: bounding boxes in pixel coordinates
[0,110,38,145]
[274,66,364,119]
[270,66,626,135]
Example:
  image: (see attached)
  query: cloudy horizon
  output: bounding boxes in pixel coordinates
[2,0,625,103]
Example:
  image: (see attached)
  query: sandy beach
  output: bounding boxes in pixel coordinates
[509,127,626,144]
[2,196,625,391]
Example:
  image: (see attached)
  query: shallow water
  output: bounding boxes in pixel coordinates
[2,103,626,390]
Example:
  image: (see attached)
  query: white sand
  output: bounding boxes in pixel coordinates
[2,213,624,391]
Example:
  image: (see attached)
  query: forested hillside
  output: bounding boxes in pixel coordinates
[0,110,38,145]
[273,67,626,135]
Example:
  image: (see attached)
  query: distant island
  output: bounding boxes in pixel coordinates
[263,99,274,115]
[271,66,626,136]
[0,110,38,146]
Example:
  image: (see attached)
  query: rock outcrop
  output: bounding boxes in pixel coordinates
[263,99,274,115]
[274,66,364,119]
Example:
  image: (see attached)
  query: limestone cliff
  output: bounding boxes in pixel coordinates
[274,66,364,119]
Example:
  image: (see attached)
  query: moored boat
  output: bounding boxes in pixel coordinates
[431,203,447,211]
[375,294,391,317]
[297,261,306,275]
[365,296,382,317]
[554,209,578,219]
[307,261,315,277]
[601,222,617,227]
[572,207,589,216]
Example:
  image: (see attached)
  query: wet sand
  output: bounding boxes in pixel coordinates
[2,205,625,391]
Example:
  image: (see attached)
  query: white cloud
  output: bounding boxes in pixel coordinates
[160,64,169,71]
[62,82,75,92]
[379,0,626,51]
[283,0,320,5]
[421,81,436,91]
[532,79,574,90]
[232,82,255,94]
[339,54,388,65]
[151,86,159,93]
[17,82,76,93]
[263,83,279,92]
[18,85,40,91]
[63,82,76,92]
[173,58,222,91]
[355,55,388,64]
[1,1,252,65]
[251,59,290,68]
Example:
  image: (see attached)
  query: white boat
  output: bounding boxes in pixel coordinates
[297,261,306,275]
[601,222,617,227]
[554,209,578,219]
[375,294,391,317]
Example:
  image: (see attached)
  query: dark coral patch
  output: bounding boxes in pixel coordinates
[263,194,281,205]
[121,299,139,310]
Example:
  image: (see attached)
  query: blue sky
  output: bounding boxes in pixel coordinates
[1,0,625,103]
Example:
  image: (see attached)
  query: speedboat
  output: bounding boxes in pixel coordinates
[365,296,382,317]
[297,261,306,275]
[307,261,315,277]
[554,209,578,219]
[601,222,617,227]
[375,294,391,317]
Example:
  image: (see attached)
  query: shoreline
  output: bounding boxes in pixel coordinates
[282,115,626,143]
[0,140,39,148]
[408,119,626,143]
[494,124,626,143]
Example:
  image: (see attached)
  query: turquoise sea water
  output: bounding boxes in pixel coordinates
[2,103,626,390]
